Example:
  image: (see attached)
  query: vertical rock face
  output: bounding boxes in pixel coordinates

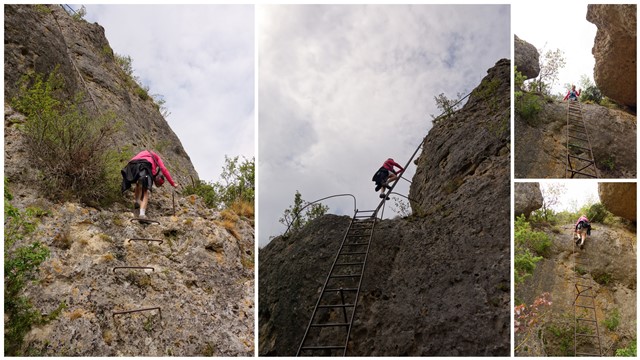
[586,4,637,107]
[514,35,540,80]
[259,60,511,356]
[515,182,543,217]
[598,183,637,222]
[4,4,198,187]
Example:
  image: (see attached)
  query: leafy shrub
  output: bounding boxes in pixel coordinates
[515,215,552,256]
[11,68,127,206]
[593,272,612,286]
[580,85,602,104]
[514,248,543,285]
[616,340,637,357]
[604,308,620,331]
[587,203,609,223]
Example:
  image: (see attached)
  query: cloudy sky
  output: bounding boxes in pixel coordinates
[540,181,599,213]
[513,2,597,96]
[76,5,254,183]
[258,5,510,246]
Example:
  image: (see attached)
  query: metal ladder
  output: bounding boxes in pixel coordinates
[566,101,598,178]
[296,210,377,356]
[573,237,602,356]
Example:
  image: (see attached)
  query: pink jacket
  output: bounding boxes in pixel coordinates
[564,88,581,101]
[575,215,589,227]
[131,150,176,187]
[382,158,404,174]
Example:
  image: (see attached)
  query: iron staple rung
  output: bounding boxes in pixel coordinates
[301,346,346,350]
[568,143,590,150]
[310,323,350,327]
[317,304,355,308]
[325,288,358,292]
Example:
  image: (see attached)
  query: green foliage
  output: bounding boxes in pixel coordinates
[514,215,545,286]
[616,340,637,356]
[593,272,612,286]
[600,96,621,110]
[601,156,616,171]
[279,190,329,234]
[580,85,603,104]
[71,5,87,21]
[604,308,620,331]
[533,48,566,96]
[430,92,464,124]
[183,156,255,211]
[515,69,542,123]
[34,4,52,14]
[587,203,609,223]
[115,53,134,78]
[11,68,126,206]
[4,186,53,355]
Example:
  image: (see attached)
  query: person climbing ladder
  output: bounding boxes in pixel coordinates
[574,214,591,248]
[121,150,178,218]
[563,84,581,101]
[372,158,404,200]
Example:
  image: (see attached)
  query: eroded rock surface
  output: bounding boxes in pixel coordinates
[599,182,637,221]
[514,35,540,80]
[515,182,543,218]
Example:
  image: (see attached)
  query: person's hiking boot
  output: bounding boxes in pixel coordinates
[375,185,381,192]
[138,213,146,219]
[385,185,392,190]
[134,201,140,209]
[385,195,390,200]
[379,193,386,199]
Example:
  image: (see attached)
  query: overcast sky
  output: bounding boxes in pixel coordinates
[258,4,510,247]
[513,2,597,96]
[78,5,254,183]
[540,181,599,213]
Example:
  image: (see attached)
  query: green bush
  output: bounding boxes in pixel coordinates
[11,68,127,206]
[580,85,602,104]
[587,203,608,223]
[514,248,543,285]
[515,215,552,256]
[616,340,637,357]
[604,308,620,331]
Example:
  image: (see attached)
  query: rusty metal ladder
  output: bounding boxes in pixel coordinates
[566,101,598,178]
[297,210,377,356]
[573,236,602,356]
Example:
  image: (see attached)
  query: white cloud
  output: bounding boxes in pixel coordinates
[259,4,510,246]
[82,5,255,182]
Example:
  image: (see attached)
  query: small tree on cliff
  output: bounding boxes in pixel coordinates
[529,47,565,95]
[279,190,329,234]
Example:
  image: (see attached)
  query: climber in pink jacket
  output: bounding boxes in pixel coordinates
[574,214,590,247]
[372,158,404,200]
[563,85,581,101]
[121,150,178,218]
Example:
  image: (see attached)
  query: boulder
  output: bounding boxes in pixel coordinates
[598,183,636,221]
[515,182,543,217]
[514,35,540,80]
[587,4,637,107]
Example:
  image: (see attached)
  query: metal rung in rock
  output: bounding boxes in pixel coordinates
[565,101,598,178]
[573,242,602,356]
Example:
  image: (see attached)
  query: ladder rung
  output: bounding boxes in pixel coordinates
[325,288,358,292]
[335,262,365,266]
[576,352,602,356]
[576,333,599,337]
[568,169,598,178]
[301,346,346,350]
[576,318,597,322]
[347,234,371,237]
[310,323,350,327]
[575,304,595,309]
[568,144,590,151]
[568,154,595,162]
[330,274,361,278]
[568,135,589,141]
[342,243,369,246]
[339,252,367,255]
[317,304,355,308]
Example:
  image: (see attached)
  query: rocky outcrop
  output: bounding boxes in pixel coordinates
[586,4,637,107]
[515,99,636,178]
[514,182,543,217]
[514,35,540,80]
[4,4,198,188]
[516,222,636,356]
[598,183,636,221]
[259,60,511,356]
[6,186,254,356]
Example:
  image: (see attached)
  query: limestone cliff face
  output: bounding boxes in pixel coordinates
[514,35,540,80]
[259,60,511,356]
[515,99,636,178]
[4,4,198,186]
[587,4,637,108]
[599,183,637,222]
[516,222,636,356]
